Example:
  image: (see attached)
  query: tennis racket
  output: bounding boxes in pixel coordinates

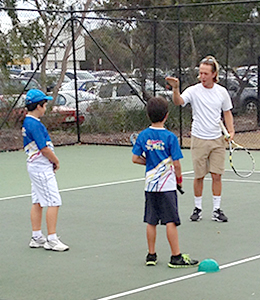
[219,121,255,178]
[130,133,185,194]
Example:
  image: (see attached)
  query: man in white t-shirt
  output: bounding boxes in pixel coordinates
[166,56,234,222]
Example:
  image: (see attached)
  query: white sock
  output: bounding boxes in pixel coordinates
[194,196,202,210]
[48,233,58,241]
[213,195,221,211]
[32,230,42,240]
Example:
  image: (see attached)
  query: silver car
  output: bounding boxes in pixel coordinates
[55,90,100,117]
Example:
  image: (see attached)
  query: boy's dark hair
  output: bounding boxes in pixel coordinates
[26,99,47,111]
[146,96,168,123]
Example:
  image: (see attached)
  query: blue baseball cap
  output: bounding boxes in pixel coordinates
[25,89,53,105]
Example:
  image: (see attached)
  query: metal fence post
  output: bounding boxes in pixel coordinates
[257,56,260,126]
[225,24,230,86]
[70,6,81,143]
[177,6,183,147]
[153,16,157,97]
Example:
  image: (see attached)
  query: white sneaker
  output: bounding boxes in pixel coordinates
[44,238,69,252]
[29,235,47,248]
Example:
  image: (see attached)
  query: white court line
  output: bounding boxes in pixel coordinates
[0,171,195,202]
[1,170,259,202]
[185,177,260,184]
[184,177,260,184]
[0,178,144,202]
[95,255,260,300]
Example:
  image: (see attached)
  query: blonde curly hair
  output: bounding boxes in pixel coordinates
[198,55,220,83]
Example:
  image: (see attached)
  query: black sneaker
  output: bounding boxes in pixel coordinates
[168,254,199,268]
[146,253,157,266]
[190,207,202,221]
[212,208,228,222]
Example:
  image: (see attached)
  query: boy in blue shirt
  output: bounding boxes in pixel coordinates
[22,89,69,251]
[132,96,198,267]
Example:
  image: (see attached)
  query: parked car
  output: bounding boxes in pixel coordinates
[53,69,96,81]
[0,76,42,96]
[6,67,23,76]
[91,80,146,109]
[132,78,172,95]
[55,90,99,117]
[18,70,71,92]
[55,78,172,119]
[220,78,258,114]
[0,97,85,129]
[131,68,167,87]
[234,65,257,80]
[91,70,127,82]
[60,79,101,92]
[88,79,172,109]
[56,80,147,115]
[44,105,85,128]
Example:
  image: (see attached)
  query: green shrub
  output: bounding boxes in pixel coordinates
[80,100,192,134]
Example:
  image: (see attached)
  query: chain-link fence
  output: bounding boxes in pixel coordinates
[1,2,260,151]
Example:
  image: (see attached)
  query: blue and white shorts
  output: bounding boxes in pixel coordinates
[28,164,62,207]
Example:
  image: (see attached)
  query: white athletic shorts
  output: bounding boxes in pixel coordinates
[27,164,62,207]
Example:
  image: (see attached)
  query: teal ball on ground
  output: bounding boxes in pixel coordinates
[198,259,219,273]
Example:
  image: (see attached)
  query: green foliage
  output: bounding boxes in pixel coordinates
[0,35,12,73]
[80,100,192,134]
[2,0,19,26]
[92,0,260,73]
[81,102,147,133]
[18,20,45,57]
[85,26,134,71]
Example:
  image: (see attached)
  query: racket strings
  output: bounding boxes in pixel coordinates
[130,133,138,146]
[231,147,255,177]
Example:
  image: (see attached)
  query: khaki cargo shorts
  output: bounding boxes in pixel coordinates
[191,135,225,179]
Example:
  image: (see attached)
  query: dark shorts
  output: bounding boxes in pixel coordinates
[144,191,181,226]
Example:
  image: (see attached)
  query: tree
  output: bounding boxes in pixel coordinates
[1,0,94,98]
[90,0,177,97]
[93,0,260,70]
[49,0,95,99]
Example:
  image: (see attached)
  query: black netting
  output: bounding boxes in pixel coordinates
[1,2,260,151]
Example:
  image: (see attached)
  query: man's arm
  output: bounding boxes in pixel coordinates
[165,76,185,106]
[223,110,235,140]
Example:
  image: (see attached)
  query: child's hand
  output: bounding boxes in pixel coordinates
[53,162,60,172]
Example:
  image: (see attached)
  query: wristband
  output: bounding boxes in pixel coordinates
[176,176,183,184]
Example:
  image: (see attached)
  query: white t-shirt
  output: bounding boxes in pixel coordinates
[181,83,233,139]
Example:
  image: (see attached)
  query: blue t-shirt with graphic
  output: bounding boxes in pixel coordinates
[132,127,183,192]
[22,115,54,165]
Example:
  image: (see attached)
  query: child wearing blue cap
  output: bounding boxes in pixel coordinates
[22,89,69,251]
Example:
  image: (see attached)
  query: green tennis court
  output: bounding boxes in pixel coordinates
[0,145,260,300]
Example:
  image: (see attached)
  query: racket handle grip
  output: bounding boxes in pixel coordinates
[219,121,230,139]
[177,184,185,194]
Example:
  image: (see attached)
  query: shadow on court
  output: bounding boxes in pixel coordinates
[0,145,259,300]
